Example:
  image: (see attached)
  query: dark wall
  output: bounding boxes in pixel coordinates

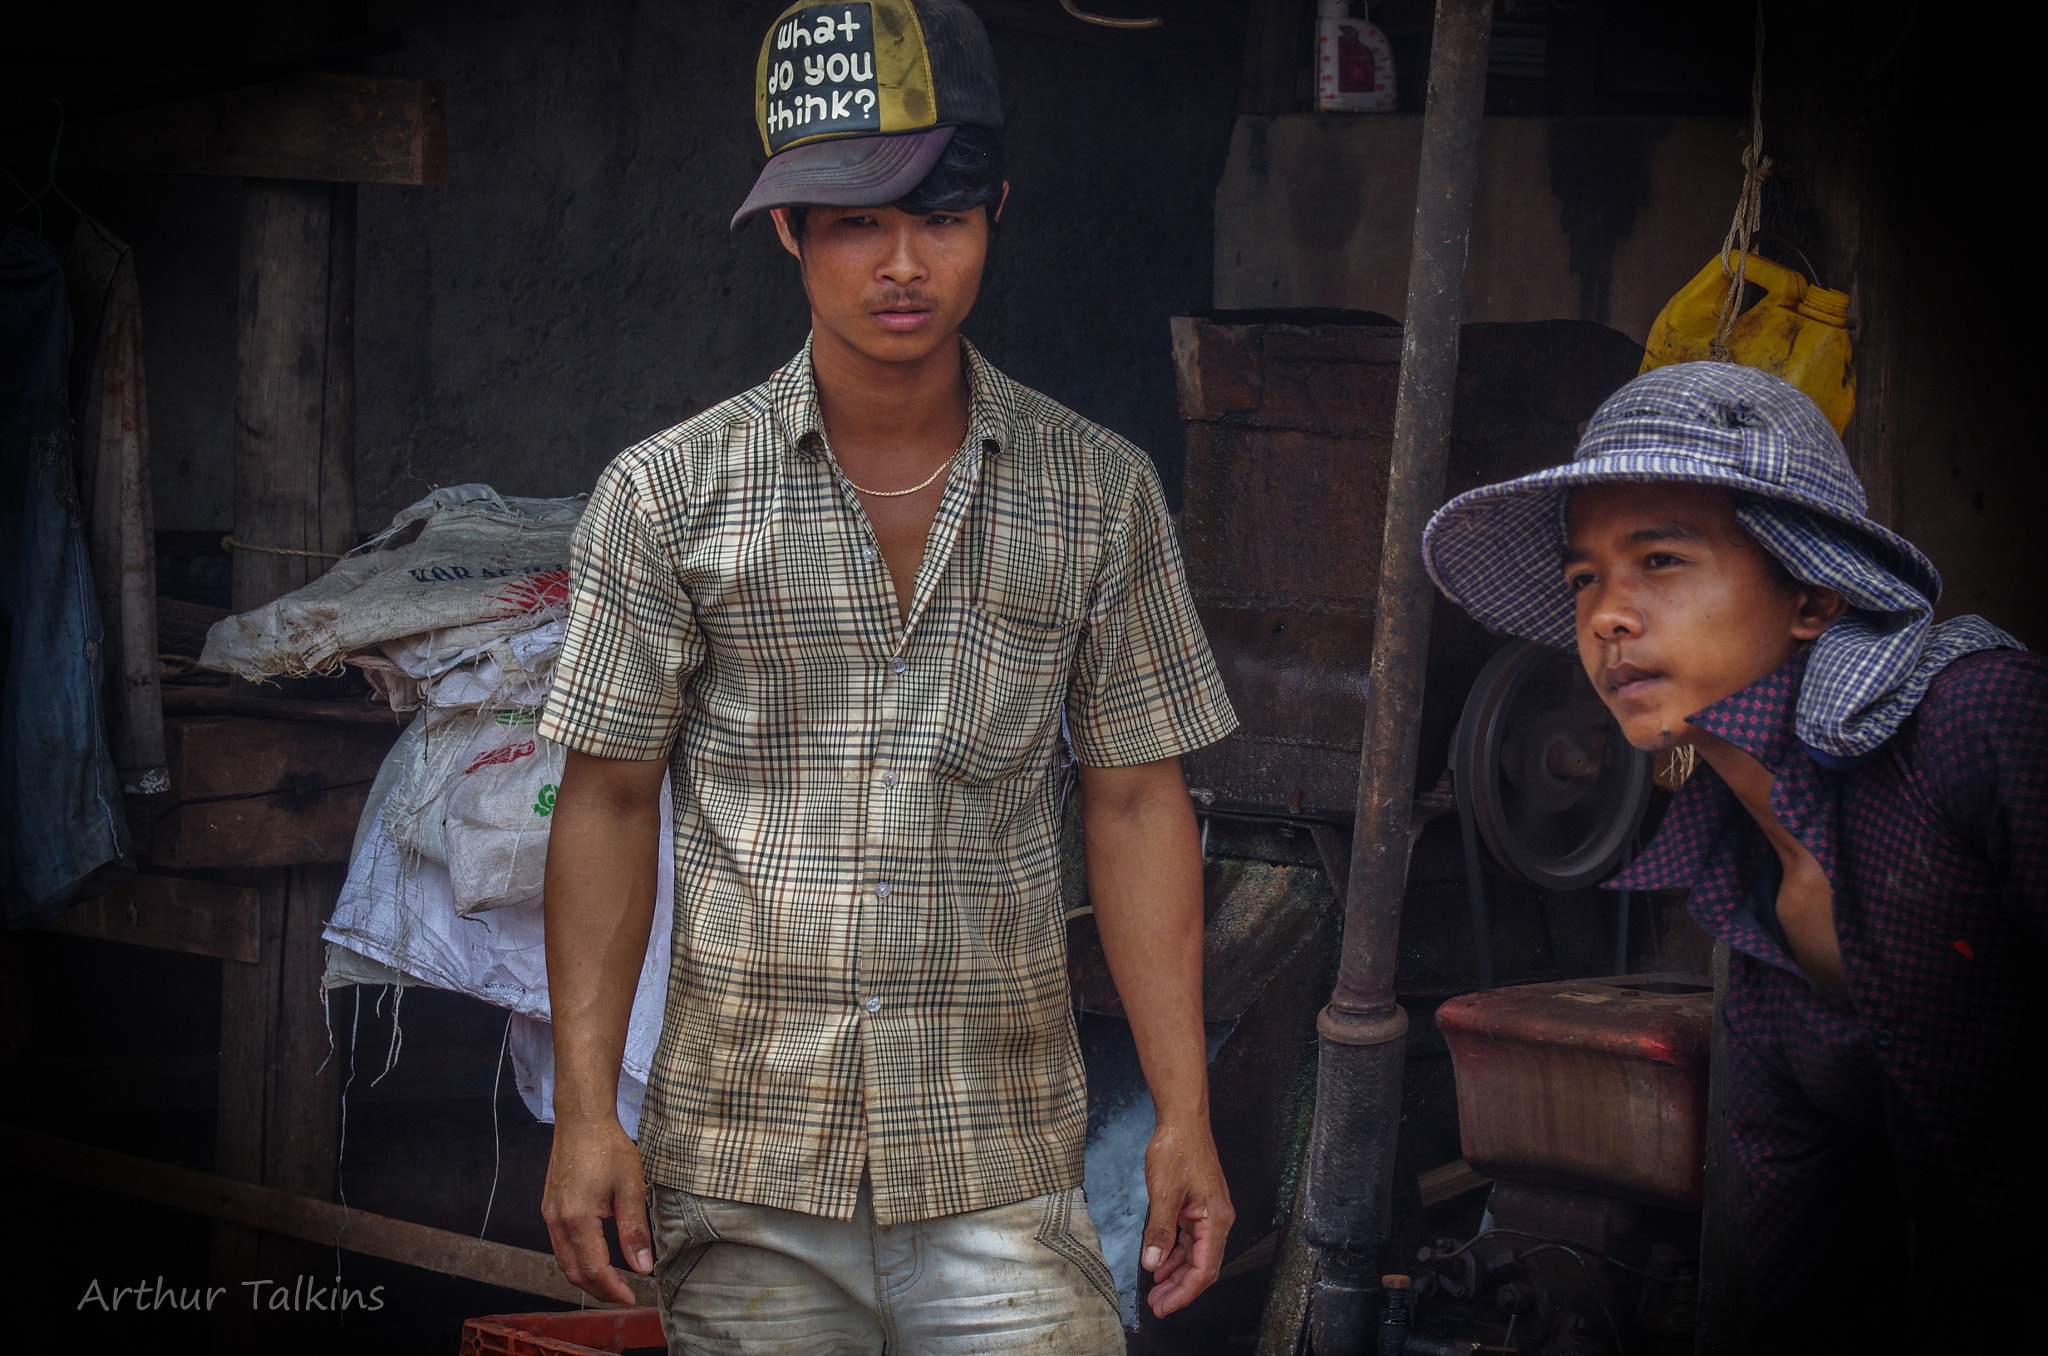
[348,0,1246,528]
[1764,0,2047,650]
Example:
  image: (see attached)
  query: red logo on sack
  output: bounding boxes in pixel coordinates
[491,569,570,618]
[464,739,537,774]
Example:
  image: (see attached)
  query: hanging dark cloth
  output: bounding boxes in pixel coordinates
[65,218,166,794]
[0,213,132,925]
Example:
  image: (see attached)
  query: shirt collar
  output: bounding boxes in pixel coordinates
[1685,648,1809,773]
[1608,651,1808,894]
[771,334,1017,464]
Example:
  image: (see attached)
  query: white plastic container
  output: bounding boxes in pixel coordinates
[1315,0,1396,112]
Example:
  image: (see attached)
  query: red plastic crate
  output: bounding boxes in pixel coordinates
[459,1307,664,1356]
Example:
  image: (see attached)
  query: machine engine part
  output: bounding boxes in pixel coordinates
[1436,975,1713,1209]
[1453,640,1653,892]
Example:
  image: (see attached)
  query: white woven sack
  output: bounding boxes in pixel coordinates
[443,712,566,915]
[322,718,674,1138]
[354,619,565,713]
[200,484,584,680]
[380,708,497,864]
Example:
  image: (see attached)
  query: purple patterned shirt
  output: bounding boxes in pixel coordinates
[1610,646,2048,1230]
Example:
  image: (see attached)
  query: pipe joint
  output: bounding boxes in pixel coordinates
[1317,1002,1410,1047]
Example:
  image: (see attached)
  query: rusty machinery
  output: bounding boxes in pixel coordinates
[1451,640,1654,990]
[1144,310,1653,1353]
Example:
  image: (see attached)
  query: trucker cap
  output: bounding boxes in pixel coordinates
[731,0,1004,231]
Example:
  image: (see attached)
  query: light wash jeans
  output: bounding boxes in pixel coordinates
[649,1180,1125,1355]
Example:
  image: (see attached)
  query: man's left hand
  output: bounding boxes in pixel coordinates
[1140,1116,1234,1317]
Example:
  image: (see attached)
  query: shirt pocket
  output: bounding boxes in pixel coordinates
[932,606,1082,786]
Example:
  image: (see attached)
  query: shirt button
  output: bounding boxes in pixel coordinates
[862,544,879,561]
[1873,1028,1896,1051]
[875,881,892,898]
[889,657,907,675]
[864,996,882,1013]
[881,769,898,786]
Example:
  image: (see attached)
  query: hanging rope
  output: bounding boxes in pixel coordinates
[221,534,345,560]
[1711,2,1772,361]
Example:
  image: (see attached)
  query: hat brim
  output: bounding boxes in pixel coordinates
[730,126,956,232]
[1420,452,1942,652]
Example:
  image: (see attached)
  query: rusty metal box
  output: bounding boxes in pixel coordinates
[1435,973,1713,1210]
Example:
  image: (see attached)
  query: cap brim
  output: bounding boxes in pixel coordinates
[730,126,956,232]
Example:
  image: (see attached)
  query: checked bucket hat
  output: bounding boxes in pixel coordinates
[1420,361,1940,653]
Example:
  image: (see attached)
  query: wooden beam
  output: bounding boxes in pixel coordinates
[41,874,261,963]
[5,1125,654,1308]
[4,75,447,186]
[160,684,411,727]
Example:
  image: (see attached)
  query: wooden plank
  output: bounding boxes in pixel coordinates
[164,716,397,800]
[41,874,261,963]
[150,783,373,868]
[5,1125,653,1307]
[8,75,447,186]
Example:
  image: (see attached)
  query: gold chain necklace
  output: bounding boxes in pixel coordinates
[840,454,955,498]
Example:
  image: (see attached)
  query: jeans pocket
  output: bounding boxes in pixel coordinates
[1032,1187,1122,1320]
[649,1185,721,1311]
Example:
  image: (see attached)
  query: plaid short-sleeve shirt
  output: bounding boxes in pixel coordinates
[538,338,1236,1224]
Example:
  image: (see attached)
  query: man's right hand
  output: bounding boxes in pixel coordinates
[539,749,666,1303]
[541,1116,654,1304]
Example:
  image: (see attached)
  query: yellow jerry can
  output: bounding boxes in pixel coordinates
[1639,250,1855,434]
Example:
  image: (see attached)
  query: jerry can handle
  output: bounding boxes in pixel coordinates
[1746,231,1824,287]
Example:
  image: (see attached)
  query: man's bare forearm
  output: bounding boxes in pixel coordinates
[543,748,667,1126]
[1080,755,1232,1314]
[1079,757,1208,1122]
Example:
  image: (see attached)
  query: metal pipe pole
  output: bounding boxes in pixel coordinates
[1302,1,1492,1350]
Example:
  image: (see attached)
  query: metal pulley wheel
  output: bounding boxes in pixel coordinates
[1452,640,1653,891]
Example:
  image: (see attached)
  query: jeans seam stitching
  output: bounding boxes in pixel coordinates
[654,1189,719,1312]
[1033,1189,1121,1320]
[869,1195,903,1349]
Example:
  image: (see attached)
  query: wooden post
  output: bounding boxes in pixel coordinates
[231,179,356,612]
[210,865,344,1349]
[266,864,346,1200]
[209,868,286,1353]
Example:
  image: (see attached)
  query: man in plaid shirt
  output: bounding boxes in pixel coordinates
[1423,362,2045,1350]
[534,2,1238,1349]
